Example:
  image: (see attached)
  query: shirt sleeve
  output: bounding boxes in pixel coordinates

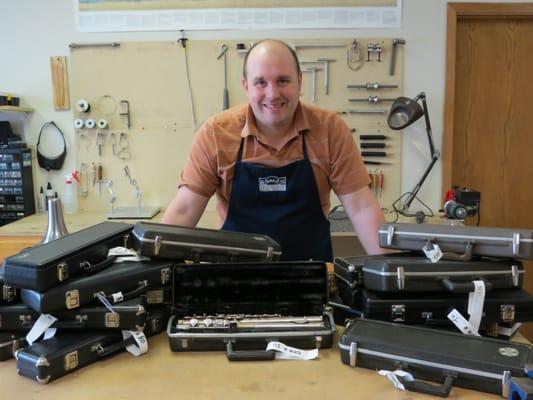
[178,120,220,198]
[328,114,370,195]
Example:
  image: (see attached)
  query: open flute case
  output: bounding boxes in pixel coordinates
[167,261,335,361]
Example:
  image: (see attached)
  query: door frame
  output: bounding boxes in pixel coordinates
[442,2,533,194]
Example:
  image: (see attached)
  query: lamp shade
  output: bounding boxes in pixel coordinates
[387,96,425,130]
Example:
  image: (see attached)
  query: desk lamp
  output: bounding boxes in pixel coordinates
[387,92,440,215]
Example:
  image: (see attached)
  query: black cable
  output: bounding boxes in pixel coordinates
[391,191,434,219]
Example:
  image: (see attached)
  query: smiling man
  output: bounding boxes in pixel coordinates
[162,39,386,261]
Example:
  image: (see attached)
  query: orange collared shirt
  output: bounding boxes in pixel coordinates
[179,102,370,225]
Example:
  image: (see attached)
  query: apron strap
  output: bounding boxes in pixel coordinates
[236,138,245,162]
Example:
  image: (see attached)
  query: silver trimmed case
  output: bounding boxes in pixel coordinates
[379,223,533,260]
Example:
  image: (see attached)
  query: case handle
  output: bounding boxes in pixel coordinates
[400,373,455,398]
[80,255,117,274]
[94,337,135,358]
[441,278,492,293]
[225,341,275,362]
[103,281,149,304]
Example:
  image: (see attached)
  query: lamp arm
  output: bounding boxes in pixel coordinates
[401,92,440,213]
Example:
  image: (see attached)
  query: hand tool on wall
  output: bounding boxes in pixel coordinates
[291,43,345,50]
[361,151,387,157]
[363,160,392,165]
[301,67,322,104]
[96,132,104,157]
[217,44,230,110]
[360,134,388,140]
[349,96,395,104]
[390,38,406,76]
[96,179,116,214]
[69,42,120,49]
[360,142,386,149]
[79,163,88,197]
[109,132,117,156]
[367,43,383,62]
[317,58,335,95]
[347,83,398,90]
[119,100,131,129]
[338,109,387,115]
[347,38,364,71]
[177,30,197,131]
[117,132,131,160]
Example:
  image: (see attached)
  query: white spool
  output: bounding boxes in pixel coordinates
[84,119,96,129]
[97,119,108,129]
[74,119,84,129]
[76,99,91,113]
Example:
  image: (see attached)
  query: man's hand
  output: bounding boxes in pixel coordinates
[338,186,388,255]
[161,186,209,227]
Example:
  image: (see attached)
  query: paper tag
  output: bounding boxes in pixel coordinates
[111,292,124,303]
[266,341,318,360]
[447,309,480,336]
[122,330,148,356]
[44,328,57,340]
[26,314,58,345]
[423,243,443,263]
[378,369,414,391]
[467,280,486,334]
[108,247,150,263]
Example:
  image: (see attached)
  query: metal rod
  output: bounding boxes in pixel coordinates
[347,83,399,90]
[338,109,387,115]
[69,42,120,49]
[292,43,345,50]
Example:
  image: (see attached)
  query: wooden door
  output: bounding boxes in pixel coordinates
[444,4,533,339]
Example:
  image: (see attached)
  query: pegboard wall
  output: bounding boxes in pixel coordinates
[69,38,403,215]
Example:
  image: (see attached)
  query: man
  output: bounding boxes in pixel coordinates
[162,39,386,261]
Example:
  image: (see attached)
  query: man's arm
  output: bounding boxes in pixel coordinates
[161,186,210,227]
[338,186,387,255]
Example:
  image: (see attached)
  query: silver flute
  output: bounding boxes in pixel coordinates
[176,314,325,330]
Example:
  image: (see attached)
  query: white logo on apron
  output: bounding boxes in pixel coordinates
[259,176,287,192]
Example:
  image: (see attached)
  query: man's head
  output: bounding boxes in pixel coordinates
[242,40,302,135]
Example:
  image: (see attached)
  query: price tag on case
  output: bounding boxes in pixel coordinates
[122,330,148,356]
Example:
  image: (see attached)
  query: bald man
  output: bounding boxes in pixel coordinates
[162,39,386,261]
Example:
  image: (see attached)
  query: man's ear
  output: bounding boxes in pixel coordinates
[242,77,248,91]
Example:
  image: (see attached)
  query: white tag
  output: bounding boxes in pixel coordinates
[447,309,480,336]
[266,341,318,360]
[44,328,57,340]
[467,280,486,334]
[108,247,150,263]
[111,292,124,303]
[423,243,443,263]
[122,330,148,356]
[26,314,58,345]
[378,369,414,391]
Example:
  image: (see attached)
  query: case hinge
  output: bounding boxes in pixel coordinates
[105,312,120,328]
[396,266,405,290]
[64,351,79,371]
[314,336,323,349]
[500,304,516,323]
[386,225,395,246]
[511,265,519,287]
[349,342,358,367]
[154,235,162,256]
[512,232,520,256]
[65,290,80,309]
[57,262,69,282]
[391,304,406,322]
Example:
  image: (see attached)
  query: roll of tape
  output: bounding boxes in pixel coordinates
[74,119,84,129]
[76,99,91,113]
[84,119,96,129]
[97,119,108,129]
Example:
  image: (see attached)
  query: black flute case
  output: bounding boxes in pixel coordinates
[3,221,133,292]
[340,287,533,325]
[339,318,533,397]
[379,223,533,260]
[167,262,335,361]
[131,221,282,262]
[357,256,523,293]
[0,332,26,361]
[15,306,171,384]
[20,261,172,314]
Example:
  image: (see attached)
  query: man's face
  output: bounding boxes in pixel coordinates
[242,43,302,134]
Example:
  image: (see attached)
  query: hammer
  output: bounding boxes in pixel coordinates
[389,38,406,76]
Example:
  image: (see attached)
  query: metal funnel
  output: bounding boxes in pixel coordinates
[41,198,70,244]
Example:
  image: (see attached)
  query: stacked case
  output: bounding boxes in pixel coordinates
[0,220,292,381]
[333,222,533,397]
